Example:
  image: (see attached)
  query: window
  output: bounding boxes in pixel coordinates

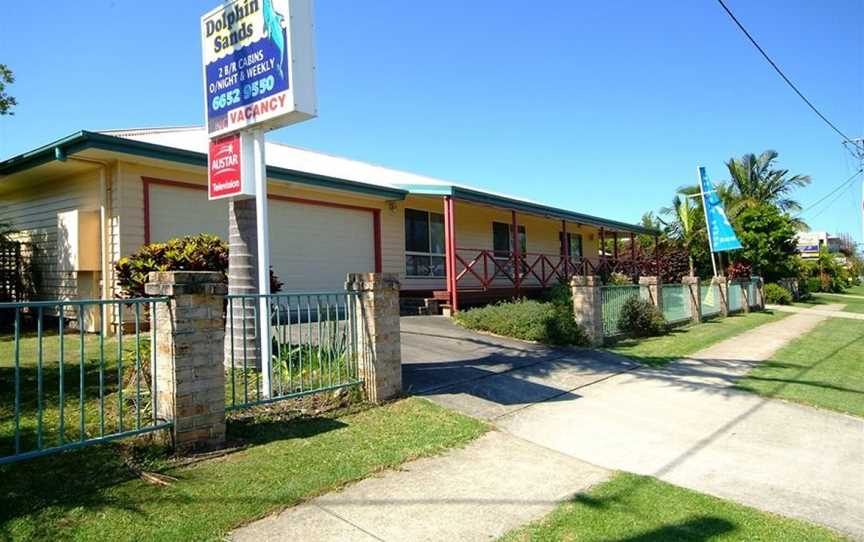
[560,232,583,259]
[405,209,445,277]
[492,222,526,258]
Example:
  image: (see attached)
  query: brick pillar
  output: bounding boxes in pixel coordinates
[682,276,701,324]
[346,273,402,403]
[713,276,729,317]
[738,280,751,314]
[754,277,765,309]
[570,275,603,346]
[145,271,227,452]
[639,275,662,313]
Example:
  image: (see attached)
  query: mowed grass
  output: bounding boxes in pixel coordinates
[736,317,864,417]
[0,397,487,541]
[844,284,864,296]
[803,293,864,313]
[606,310,789,367]
[0,329,147,455]
[500,473,848,542]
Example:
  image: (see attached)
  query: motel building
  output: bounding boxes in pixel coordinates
[0,126,656,329]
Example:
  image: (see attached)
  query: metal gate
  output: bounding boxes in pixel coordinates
[225,291,363,411]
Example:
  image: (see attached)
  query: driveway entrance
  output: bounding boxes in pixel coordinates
[400,316,635,420]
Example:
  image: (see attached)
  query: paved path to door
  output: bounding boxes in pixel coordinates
[232,310,864,541]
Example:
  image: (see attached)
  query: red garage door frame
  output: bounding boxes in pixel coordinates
[142,176,382,273]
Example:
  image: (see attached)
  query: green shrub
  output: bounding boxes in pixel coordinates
[541,281,572,309]
[115,234,282,298]
[617,296,667,337]
[455,299,588,346]
[608,272,632,285]
[764,283,792,305]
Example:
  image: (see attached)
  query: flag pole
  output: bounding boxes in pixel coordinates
[698,167,719,277]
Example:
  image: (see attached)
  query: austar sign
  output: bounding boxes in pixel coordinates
[208,134,251,199]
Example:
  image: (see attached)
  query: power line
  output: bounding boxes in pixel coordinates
[807,177,860,220]
[796,168,863,216]
[715,0,863,153]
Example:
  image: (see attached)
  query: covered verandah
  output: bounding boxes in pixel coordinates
[399,186,659,312]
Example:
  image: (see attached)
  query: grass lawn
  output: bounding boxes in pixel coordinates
[500,473,847,542]
[0,397,487,541]
[793,293,864,314]
[844,284,864,296]
[736,317,864,418]
[606,310,789,367]
[0,329,145,455]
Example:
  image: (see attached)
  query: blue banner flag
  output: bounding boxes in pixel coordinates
[698,166,742,253]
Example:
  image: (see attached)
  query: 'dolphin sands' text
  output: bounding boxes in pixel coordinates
[205,0,260,53]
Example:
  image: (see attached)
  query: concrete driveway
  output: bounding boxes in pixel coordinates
[400,313,864,539]
[401,316,636,419]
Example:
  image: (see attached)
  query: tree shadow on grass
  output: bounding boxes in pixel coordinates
[0,411,346,532]
[611,517,735,541]
[565,476,737,542]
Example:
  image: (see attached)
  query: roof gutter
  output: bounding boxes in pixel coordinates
[1,131,409,200]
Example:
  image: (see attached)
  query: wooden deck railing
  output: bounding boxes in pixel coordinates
[452,248,656,291]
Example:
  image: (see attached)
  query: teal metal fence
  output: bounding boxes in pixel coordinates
[225,291,363,411]
[600,285,641,337]
[700,283,722,318]
[727,282,744,313]
[661,284,691,324]
[746,280,759,308]
[0,297,172,465]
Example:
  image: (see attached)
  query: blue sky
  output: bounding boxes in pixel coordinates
[1,0,862,240]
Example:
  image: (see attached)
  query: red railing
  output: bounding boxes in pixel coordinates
[452,248,657,291]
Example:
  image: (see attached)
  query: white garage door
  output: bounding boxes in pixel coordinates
[147,184,375,291]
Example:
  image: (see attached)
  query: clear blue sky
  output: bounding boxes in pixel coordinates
[1,0,862,240]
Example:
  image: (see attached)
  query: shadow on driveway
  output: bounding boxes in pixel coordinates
[401,316,635,418]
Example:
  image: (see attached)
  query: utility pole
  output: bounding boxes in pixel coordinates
[844,138,864,244]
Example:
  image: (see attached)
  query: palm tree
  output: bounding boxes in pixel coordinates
[660,194,703,276]
[725,150,811,228]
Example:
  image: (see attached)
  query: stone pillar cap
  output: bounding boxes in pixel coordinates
[345,272,400,291]
[144,271,227,296]
[570,275,601,287]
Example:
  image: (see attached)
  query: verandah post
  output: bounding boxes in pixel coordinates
[443,195,459,312]
[562,219,570,279]
[511,209,521,293]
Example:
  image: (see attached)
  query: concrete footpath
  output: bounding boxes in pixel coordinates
[232,308,864,541]
[232,431,611,542]
[769,303,864,320]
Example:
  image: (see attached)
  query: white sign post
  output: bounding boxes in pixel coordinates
[202,0,317,397]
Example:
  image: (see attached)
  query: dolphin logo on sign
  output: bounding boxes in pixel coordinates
[262,0,286,80]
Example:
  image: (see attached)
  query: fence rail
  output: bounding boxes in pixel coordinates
[0,297,172,465]
[700,284,722,317]
[225,291,363,411]
[727,282,744,313]
[661,284,691,324]
[600,285,642,337]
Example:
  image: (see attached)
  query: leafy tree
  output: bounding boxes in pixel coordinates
[725,150,810,228]
[0,64,16,116]
[734,204,798,282]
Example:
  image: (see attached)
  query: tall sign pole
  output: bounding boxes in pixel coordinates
[697,168,719,277]
[698,166,742,278]
[202,0,317,397]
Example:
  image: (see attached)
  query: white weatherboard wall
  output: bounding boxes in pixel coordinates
[146,183,374,292]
